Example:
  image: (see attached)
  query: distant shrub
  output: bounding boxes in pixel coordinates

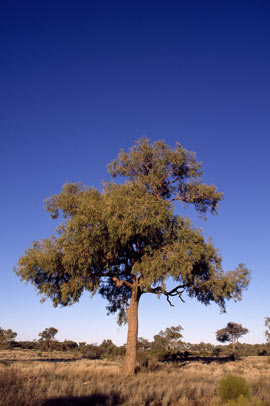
[136,350,149,367]
[218,375,250,402]
[150,350,169,361]
[82,347,101,360]
[136,351,159,372]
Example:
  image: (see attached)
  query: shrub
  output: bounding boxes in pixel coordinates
[218,375,250,402]
[82,347,101,359]
[225,395,265,406]
[136,350,150,367]
[150,349,169,361]
[135,351,159,372]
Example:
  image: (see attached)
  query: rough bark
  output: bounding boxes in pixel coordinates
[123,286,140,376]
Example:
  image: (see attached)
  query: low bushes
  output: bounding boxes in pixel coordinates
[218,375,250,402]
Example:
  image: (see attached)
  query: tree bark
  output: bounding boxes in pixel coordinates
[232,337,237,356]
[123,286,140,376]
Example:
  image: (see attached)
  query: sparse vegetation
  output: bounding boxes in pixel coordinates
[0,353,270,406]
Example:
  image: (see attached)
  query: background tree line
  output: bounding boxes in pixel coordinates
[1,320,270,360]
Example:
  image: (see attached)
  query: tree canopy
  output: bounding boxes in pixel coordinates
[216,322,249,354]
[153,325,184,353]
[0,327,17,349]
[39,327,58,350]
[16,138,250,375]
[39,327,58,342]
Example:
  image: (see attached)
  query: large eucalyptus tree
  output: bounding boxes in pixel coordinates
[16,138,250,375]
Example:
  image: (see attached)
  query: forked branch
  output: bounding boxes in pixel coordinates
[147,284,186,306]
[111,276,134,290]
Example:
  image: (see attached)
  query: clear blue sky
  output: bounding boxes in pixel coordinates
[1,1,269,345]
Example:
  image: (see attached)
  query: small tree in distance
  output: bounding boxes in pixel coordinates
[137,337,151,351]
[39,327,58,351]
[265,317,270,344]
[0,327,17,349]
[153,325,184,353]
[16,138,250,376]
[216,322,248,355]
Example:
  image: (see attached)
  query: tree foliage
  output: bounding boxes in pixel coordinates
[107,139,223,215]
[39,327,58,350]
[16,138,251,375]
[153,325,184,353]
[17,139,249,314]
[39,327,58,341]
[0,327,17,348]
[137,337,151,351]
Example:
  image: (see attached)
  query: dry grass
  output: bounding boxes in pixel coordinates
[0,349,79,361]
[1,352,270,406]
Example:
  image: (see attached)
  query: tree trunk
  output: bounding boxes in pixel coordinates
[123,287,140,376]
[232,340,235,355]
[232,337,237,356]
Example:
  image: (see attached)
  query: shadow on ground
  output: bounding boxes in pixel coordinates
[162,354,237,365]
[43,392,122,406]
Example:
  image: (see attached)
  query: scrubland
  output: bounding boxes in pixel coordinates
[1,351,270,406]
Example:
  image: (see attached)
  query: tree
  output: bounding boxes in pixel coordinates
[194,341,214,356]
[137,337,151,351]
[98,339,118,358]
[38,327,58,350]
[216,322,249,355]
[16,138,250,375]
[153,325,183,353]
[265,317,270,343]
[61,340,78,351]
[0,327,17,349]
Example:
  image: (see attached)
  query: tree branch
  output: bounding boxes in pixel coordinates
[111,276,134,290]
[169,196,185,203]
[166,177,179,186]
[146,284,186,305]
[166,295,174,307]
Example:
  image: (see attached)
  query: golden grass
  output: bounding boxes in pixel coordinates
[0,349,79,361]
[1,353,270,406]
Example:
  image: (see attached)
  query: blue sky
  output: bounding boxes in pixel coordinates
[1,1,270,345]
